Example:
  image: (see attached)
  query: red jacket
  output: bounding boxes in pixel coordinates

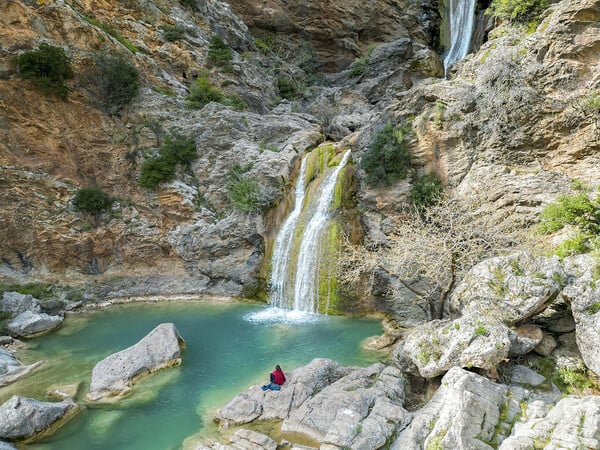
[271,369,286,385]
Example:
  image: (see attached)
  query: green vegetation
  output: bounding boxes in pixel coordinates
[349,53,369,78]
[0,282,55,300]
[186,76,246,110]
[474,324,488,337]
[92,52,139,114]
[227,164,273,213]
[207,35,233,70]
[487,0,548,24]
[538,191,600,257]
[582,90,600,115]
[72,187,114,215]
[160,24,187,42]
[139,131,197,189]
[587,302,600,315]
[12,43,73,99]
[409,172,444,209]
[277,76,301,100]
[84,16,139,53]
[360,123,412,187]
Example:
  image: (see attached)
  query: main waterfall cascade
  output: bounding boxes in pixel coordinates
[266,146,351,317]
[443,0,477,73]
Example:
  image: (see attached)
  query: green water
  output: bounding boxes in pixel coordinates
[1,301,383,450]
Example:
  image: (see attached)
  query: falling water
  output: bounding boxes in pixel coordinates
[292,150,351,313]
[443,0,476,73]
[269,157,308,308]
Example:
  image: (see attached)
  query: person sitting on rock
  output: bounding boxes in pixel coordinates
[261,364,286,391]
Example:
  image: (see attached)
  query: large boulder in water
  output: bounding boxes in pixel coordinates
[0,396,80,441]
[6,311,63,338]
[86,323,185,402]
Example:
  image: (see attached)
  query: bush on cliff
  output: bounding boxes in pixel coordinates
[140,131,197,189]
[12,43,73,99]
[488,0,548,24]
[91,52,139,115]
[227,164,273,213]
[409,172,444,209]
[538,187,600,257]
[207,35,233,71]
[72,187,114,215]
[186,76,247,110]
[360,123,412,187]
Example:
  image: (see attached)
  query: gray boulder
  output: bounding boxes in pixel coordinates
[391,367,554,450]
[281,364,409,449]
[499,396,600,450]
[0,292,41,315]
[395,313,511,378]
[0,442,16,450]
[508,324,544,356]
[87,323,185,401]
[0,348,42,387]
[447,252,565,324]
[6,311,63,338]
[561,254,600,376]
[0,396,79,441]
[215,358,348,427]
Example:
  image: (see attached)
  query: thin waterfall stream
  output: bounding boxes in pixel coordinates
[443,0,476,74]
[254,148,351,321]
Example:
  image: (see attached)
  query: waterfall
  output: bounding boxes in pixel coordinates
[443,0,476,73]
[292,150,351,313]
[269,156,308,308]
[265,149,350,317]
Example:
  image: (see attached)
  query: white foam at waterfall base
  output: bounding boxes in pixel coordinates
[244,306,323,325]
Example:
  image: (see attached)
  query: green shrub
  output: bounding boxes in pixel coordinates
[277,76,301,100]
[139,131,197,189]
[84,16,139,53]
[538,193,600,235]
[160,24,186,42]
[227,164,272,213]
[223,93,247,111]
[582,90,600,116]
[12,43,73,99]
[487,0,548,24]
[409,172,444,209]
[72,187,114,215]
[207,35,233,70]
[360,123,412,187]
[92,52,139,114]
[349,55,368,78]
[139,157,176,188]
[186,76,224,108]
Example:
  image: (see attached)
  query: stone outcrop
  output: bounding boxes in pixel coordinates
[561,254,600,377]
[499,396,600,450]
[0,292,41,315]
[446,252,565,324]
[391,367,558,450]
[395,313,511,378]
[87,323,185,401]
[216,359,408,448]
[194,429,277,450]
[0,396,80,442]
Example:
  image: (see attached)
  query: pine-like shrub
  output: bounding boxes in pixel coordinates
[72,187,114,215]
[92,52,139,114]
[360,124,412,187]
[12,43,73,99]
[207,35,233,70]
[409,172,444,209]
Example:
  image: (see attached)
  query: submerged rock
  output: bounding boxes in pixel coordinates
[0,348,42,387]
[86,323,185,401]
[0,396,80,441]
[6,311,63,338]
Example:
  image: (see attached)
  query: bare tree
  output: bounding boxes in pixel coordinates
[338,198,532,320]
